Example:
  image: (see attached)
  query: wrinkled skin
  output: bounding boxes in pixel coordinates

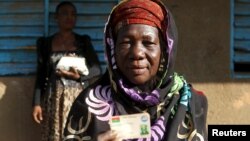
[115,24,161,88]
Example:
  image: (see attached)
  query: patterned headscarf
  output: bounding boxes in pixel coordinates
[110,0,167,37]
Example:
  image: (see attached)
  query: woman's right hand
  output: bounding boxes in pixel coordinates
[97,130,120,141]
[56,67,81,81]
[32,105,43,124]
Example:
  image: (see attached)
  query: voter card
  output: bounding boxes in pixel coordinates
[109,113,151,139]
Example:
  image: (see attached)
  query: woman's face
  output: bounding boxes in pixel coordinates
[56,4,76,30]
[115,24,161,85]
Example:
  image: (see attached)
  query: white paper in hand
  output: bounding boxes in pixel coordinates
[56,56,89,75]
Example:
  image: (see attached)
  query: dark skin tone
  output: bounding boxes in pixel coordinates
[32,4,80,124]
[115,24,161,91]
[98,24,161,140]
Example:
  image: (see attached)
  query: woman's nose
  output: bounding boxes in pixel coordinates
[129,43,145,60]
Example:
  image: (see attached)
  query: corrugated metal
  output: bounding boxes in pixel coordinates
[232,0,250,77]
[0,0,118,75]
[0,1,44,75]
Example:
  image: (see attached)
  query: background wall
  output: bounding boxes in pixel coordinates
[1,0,250,140]
[165,0,250,124]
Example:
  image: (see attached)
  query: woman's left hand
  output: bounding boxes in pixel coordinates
[97,130,120,141]
[56,67,80,81]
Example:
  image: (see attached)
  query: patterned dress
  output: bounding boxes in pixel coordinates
[41,52,83,141]
[33,33,101,141]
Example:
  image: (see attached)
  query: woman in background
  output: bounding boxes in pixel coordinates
[64,0,208,141]
[32,1,101,140]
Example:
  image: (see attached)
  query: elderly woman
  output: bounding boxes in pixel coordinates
[63,0,208,141]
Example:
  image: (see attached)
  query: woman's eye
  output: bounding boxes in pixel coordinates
[119,41,131,46]
[143,41,155,47]
[59,12,67,16]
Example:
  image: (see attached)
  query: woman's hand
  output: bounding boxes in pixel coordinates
[56,67,81,81]
[97,130,120,141]
[32,105,43,124]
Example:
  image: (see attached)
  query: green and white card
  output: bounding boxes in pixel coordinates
[109,113,151,139]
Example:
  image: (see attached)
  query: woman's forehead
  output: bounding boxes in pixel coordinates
[117,24,159,36]
[58,4,76,12]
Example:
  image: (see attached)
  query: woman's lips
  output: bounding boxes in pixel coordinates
[129,66,147,75]
[65,21,75,25]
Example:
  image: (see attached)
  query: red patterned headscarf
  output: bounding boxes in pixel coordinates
[110,0,167,35]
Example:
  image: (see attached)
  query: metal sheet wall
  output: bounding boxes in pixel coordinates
[0,0,44,75]
[0,0,118,75]
[232,0,250,78]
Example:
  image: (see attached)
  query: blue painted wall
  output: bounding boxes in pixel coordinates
[0,0,118,75]
[0,1,44,75]
[231,0,250,78]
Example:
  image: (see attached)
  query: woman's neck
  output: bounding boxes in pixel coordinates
[57,30,74,38]
[137,77,159,93]
[52,30,76,51]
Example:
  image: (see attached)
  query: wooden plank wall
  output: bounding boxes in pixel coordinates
[0,0,118,75]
